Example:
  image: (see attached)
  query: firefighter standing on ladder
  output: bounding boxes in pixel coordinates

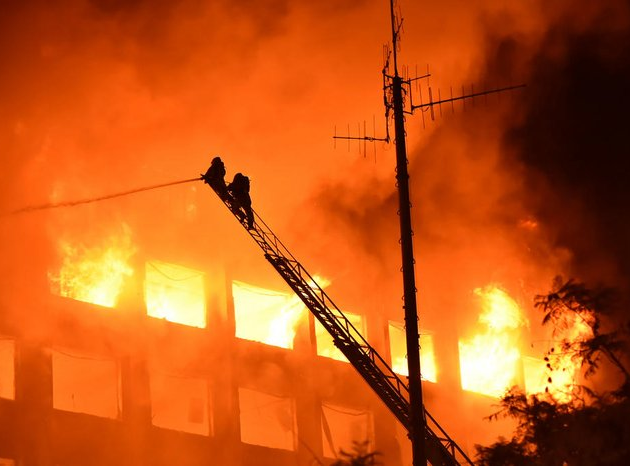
[202,157,254,229]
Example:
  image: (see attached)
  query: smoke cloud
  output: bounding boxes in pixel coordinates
[305,0,630,318]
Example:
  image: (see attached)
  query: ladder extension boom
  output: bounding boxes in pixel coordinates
[216,190,473,466]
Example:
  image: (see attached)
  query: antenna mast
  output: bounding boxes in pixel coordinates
[386,1,428,465]
[333,2,524,464]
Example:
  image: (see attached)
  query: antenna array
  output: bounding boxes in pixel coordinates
[334,0,524,152]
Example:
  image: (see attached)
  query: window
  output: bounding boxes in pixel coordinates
[388,322,437,383]
[321,403,373,458]
[459,336,521,398]
[238,387,297,450]
[0,338,15,400]
[315,311,365,362]
[458,286,525,397]
[48,229,135,308]
[145,260,206,328]
[150,373,210,436]
[52,349,120,419]
[232,281,306,349]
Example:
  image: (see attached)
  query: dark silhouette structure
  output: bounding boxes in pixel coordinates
[208,179,474,465]
[202,156,228,200]
[227,173,254,229]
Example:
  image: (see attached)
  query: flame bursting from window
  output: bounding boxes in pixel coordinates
[233,281,307,349]
[48,228,135,308]
[267,296,307,348]
[459,286,527,398]
[232,275,329,349]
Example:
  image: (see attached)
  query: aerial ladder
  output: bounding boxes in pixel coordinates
[213,186,474,466]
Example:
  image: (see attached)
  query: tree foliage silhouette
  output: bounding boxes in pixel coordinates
[331,441,381,466]
[476,277,630,466]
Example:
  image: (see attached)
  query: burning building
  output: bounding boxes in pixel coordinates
[1,0,629,465]
[0,186,592,466]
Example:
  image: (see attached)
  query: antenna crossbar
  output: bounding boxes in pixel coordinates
[383,72,431,82]
[332,135,389,143]
[412,83,526,111]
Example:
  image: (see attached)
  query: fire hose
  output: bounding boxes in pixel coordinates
[8,176,202,215]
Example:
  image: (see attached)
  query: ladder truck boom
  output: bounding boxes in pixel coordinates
[214,187,474,466]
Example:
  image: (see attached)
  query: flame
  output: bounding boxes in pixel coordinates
[524,313,593,402]
[48,227,135,308]
[308,274,331,289]
[144,260,207,328]
[232,280,307,349]
[389,322,437,383]
[459,285,527,398]
[267,295,307,348]
[524,355,580,403]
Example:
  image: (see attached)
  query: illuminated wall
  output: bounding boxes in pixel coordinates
[321,403,374,459]
[238,387,297,451]
[150,373,211,436]
[52,349,120,419]
[0,339,14,400]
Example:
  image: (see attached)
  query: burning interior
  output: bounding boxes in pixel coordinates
[144,260,207,328]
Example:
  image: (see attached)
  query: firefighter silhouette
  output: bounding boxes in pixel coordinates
[227,172,254,229]
[201,156,228,199]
